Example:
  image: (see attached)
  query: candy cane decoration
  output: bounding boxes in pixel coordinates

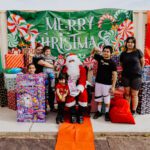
[7,14,27,37]
[98,14,115,28]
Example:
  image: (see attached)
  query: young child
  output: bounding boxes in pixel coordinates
[91,46,117,121]
[27,63,36,74]
[43,46,56,89]
[55,73,69,124]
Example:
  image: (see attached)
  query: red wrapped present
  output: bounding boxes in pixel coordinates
[0,88,8,107]
[7,90,17,110]
[22,48,35,67]
[5,54,24,68]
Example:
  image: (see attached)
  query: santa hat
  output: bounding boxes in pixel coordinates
[66,53,82,65]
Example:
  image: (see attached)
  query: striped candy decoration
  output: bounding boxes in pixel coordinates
[98,14,115,28]
[7,14,27,37]
[24,24,39,41]
[117,19,134,40]
[5,54,24,69]
[83,57,96,70]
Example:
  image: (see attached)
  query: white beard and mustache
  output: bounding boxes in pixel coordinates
[67,62,80,82]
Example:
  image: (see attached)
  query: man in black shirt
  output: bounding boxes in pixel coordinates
[91,46,117,121]
[32,43,55,112]
[32,44,54,73]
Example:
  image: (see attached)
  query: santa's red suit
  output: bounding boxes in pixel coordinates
[62,65,88,107]
[61,54,88,124]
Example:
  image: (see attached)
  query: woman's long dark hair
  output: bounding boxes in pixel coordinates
[125,36,136,51]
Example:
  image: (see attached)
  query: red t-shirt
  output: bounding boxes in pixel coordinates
[56,83,69,103]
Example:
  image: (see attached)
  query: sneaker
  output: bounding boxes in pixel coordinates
[77,116,84,124]
[60,116,64,123]
[93,111,103,119]
[105,112,110,121]
[50,108,57,112]
[70,115,77,123]
[56,117,60,124]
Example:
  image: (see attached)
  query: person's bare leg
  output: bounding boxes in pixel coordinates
[131,89,139,112]
[124,87,131,103]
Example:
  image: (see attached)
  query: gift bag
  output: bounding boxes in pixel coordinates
[0,88,7,107]
[5,54,24,68]
[16,74,46,122]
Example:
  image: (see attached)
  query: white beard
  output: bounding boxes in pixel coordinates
[67,62,80,82]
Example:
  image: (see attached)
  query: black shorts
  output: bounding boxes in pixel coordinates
[121,76,142,90]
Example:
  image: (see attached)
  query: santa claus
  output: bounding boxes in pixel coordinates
[62,53,88,124]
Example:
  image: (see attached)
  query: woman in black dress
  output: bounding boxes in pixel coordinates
[120,37,145,115]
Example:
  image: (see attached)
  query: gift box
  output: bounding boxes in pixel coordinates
[16,74,46,122]
[0,73,5,88]
[7,90,17,110]
[5,54,24,68]
[4,74,17,91]
[137,81,150,114]
[22,48,35,67]
[0,88,8,107]
[90,93,98,112]
[142,66,150,81]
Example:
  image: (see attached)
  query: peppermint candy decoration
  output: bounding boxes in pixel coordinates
[114,10,129,20]
[118,19,134,40]
[112,37,124,53]
[103,30,117,45]
[7,14,27,37]
[83,57,96,70]
[24,24,39,41]
[8,33,18,48]
[98,14,115,28]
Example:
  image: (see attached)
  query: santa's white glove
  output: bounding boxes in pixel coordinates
[77,84,84,93]
[70,90,80,97]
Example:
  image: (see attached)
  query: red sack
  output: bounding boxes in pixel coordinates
[114,88,124,98]
[109,98,135,124]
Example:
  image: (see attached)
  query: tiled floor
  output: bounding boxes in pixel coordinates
[0,107,150,134]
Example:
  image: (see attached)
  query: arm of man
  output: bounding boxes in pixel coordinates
[111,71,117,94]
[38,60,54,69]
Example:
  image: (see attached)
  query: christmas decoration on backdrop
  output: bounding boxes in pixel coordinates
[7,9,133,58]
